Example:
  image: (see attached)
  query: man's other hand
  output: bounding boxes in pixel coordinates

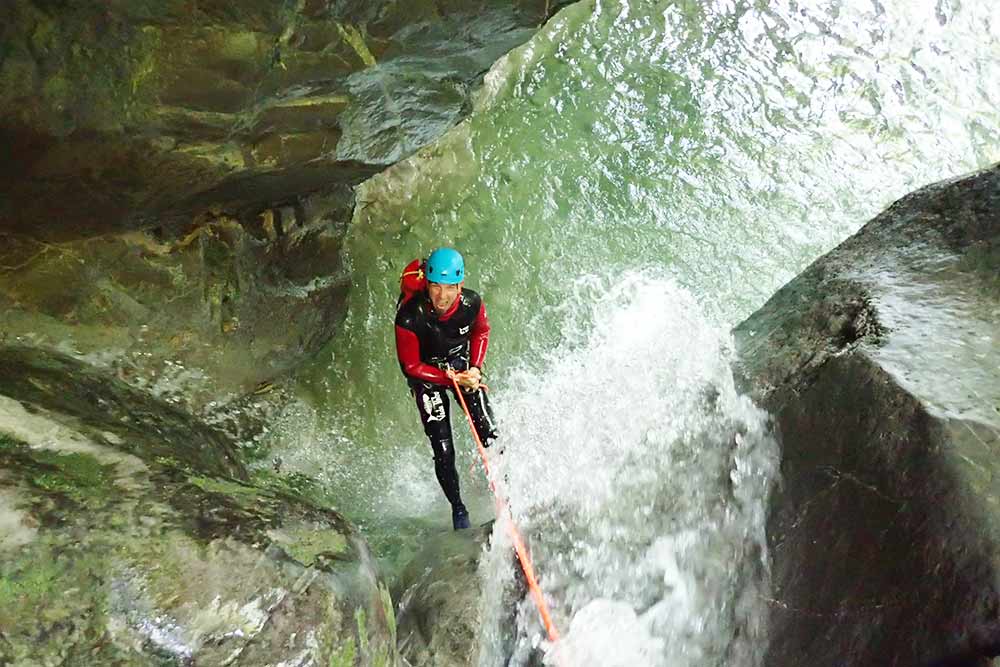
[454,367,481,391]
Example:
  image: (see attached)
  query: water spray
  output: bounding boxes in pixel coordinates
[448,372,563,651]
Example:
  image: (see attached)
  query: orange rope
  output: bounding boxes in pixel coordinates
[448,372,562,646]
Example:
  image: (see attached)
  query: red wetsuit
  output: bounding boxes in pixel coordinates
[394,288,490,386]
[393,286,499,513]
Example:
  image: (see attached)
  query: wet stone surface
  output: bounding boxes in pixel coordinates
[0,0,571,240]
[0,397,396,666]
[734,164,1000,667]
[395,524,495,667]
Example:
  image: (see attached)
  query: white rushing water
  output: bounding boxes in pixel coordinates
[477,273,778,666]
[258,0,1000,662]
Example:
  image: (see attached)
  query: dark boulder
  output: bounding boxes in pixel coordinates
[734,164,1000,667]
[0,0,570,242]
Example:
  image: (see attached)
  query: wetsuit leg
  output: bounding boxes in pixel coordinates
[413,384,464,508]
[462,387,499,445]
[443,354,499,445]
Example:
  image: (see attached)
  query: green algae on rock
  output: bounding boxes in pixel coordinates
[267,526,349,566]
[0,346,246,477]
[0,396,397,666]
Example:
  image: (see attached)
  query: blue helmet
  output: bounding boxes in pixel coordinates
[425,247,465,284]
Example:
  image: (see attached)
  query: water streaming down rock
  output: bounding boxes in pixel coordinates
[477,274,778,666]
[284,0,1000,566]
[258,0,1000,661]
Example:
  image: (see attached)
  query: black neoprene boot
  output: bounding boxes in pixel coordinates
[452,504,470,530]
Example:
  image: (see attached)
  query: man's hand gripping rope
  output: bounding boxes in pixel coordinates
[449,366,482,391]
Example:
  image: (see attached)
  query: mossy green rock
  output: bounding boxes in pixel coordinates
[0,345,246,477]
[0,407,397,666]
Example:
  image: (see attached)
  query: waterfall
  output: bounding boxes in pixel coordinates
[263,0,1000,662]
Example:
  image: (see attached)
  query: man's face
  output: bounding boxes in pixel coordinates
[427,281,462,316]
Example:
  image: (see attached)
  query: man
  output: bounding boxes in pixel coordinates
[394,247,499,530]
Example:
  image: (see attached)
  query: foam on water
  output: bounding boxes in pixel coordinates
[274,0,1000,547]
[256,0,999,656]
[478,272,778,666]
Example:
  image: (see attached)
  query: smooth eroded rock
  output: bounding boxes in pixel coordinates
[0,0,570,241]
[0,346,246,478]
[0,187,353,411]
[734,164,1000,667]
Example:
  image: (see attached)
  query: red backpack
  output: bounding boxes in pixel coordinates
[399,258,426,304]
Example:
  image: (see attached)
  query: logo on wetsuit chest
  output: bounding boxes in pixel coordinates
[458,325,470,335]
